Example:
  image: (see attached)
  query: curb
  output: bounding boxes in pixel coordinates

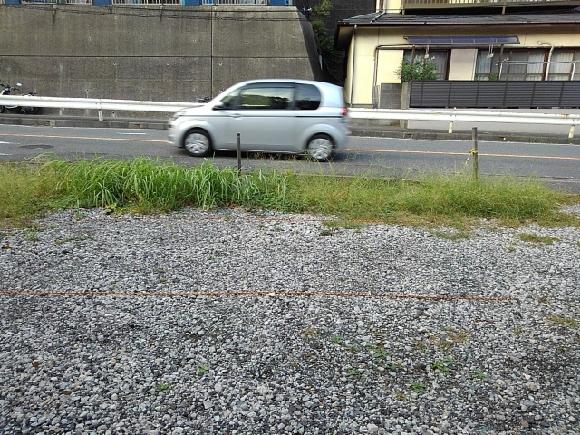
[1,113,577,145]
[350,128,580,145]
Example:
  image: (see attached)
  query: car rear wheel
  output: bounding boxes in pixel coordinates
[183,129,211,157]
[306,134,334,161]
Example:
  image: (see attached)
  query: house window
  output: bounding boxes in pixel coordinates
[403,49,449,80]
[476,48,547,81]
[476,48,580,81]
[548,49,580,81]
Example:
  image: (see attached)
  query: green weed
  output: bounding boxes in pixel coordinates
[347,367,362,378]
[431,357,454,374]
[331,335,344,345]
[546,314,578,329]
[23,226,40,242]
[367,344,389,360]
[473,371,487,381]
[517,233,559,245]
[430,229,470,241]
[410,382,426,393]
[196,363,210,376]
[323,219,365,230]
[156,383,170,393]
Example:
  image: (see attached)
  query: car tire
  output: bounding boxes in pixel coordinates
[183,128,212,158]
[306,133,335,162]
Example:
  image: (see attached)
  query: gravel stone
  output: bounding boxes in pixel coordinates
[0,208,579,433]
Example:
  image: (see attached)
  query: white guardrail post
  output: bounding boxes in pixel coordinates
[0,95,578,140]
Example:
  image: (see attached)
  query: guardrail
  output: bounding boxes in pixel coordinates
[401,0,575,7]
[0,95,202,119]
[1,94,578,139]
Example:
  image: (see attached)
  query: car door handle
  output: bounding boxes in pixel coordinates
[231,113,242,119]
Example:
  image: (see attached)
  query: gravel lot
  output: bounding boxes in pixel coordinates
[0,208,578,434]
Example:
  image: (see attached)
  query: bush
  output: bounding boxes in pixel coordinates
[397,60,438,82]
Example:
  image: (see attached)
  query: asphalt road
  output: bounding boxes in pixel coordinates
[0,124,579,192]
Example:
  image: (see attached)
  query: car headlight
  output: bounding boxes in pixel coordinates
[171,110,186,122]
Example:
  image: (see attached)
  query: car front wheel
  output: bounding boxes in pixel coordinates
[183,129,211,157]
[306,134,334,162]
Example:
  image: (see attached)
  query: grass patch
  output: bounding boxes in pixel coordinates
[517,233,560,245]
[323,219,365,230]
[331,335,345,345]
[346,367,362,379]
[0,162,62,226]
[431,357,454,374]
[366,344,389,360]
[546,314,578,329]
[156,383,170,393]
[287,173,578,227]
[196,363,210,376]
[430,229,470,241]
[1,158,578,228]
[472,370,487,381]
[410,382,426,393]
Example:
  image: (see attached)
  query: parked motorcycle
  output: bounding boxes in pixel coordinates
[0,81,41,114]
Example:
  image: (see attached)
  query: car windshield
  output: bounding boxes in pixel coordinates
[219,90,239,109]
[213,83,244,106]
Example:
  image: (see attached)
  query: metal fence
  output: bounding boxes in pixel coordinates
[201,0,268,4]
[402,0,568,7]
[111,0,180,4]
[410,81,580,109]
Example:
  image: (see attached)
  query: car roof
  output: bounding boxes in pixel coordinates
[241,79,342,92]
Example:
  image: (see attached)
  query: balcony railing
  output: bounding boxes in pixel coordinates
[201,0,268,4]
[402,0,579,9]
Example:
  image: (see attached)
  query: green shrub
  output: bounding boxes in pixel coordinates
[397,60,438,82]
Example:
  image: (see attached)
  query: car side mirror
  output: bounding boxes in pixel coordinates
[213,102,225,111]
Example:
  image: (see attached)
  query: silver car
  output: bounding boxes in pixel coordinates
[169,79,349,161]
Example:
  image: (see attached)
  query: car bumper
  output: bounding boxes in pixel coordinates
[168,122,181,147]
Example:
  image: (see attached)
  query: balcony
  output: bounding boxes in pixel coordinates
[401,0,580,11]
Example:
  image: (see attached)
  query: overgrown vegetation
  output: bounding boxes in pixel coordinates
[517,233,560,245]
[310,0,334,57]
[1,158,578,229]
[546,314,578,329]
[397,60,438,82]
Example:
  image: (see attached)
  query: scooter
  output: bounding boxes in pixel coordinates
[0,81,40,114]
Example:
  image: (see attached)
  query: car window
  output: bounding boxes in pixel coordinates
[219,90,239,109]
[238,87,293,110]
[295,84,321,110]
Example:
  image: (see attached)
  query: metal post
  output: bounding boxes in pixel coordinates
[210,7,214,99]
[236,133,241,175]
[472,127,479,181]
[448,108,456,134]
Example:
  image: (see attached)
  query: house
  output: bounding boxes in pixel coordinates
[335,0,580,109]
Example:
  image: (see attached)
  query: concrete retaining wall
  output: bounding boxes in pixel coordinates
[0,5,320,104]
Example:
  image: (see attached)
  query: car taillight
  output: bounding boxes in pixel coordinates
[341,107,348,117]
